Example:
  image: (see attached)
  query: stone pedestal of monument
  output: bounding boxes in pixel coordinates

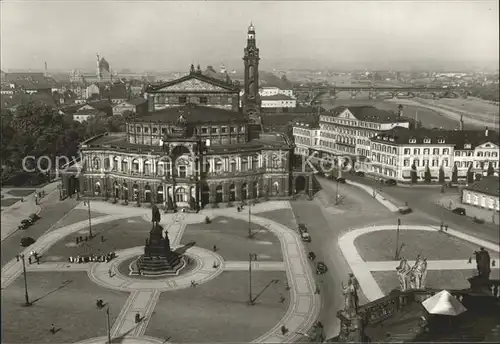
[133,224,186,276]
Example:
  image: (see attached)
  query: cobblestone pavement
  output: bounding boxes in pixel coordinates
[2,200,319,344]
[1,182,59,241]
[338,224,500,301]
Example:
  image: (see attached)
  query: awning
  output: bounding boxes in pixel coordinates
[422,290,467,316]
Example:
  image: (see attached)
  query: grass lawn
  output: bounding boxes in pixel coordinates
[7,189,36,197]
[1,198,22,207]
[181,216,282,261]
[371,269,500,295]
[146,271,289,342]
[257,209,297,231]
[43,216,151,262]
[355,230,479,261]
[1,272,129,343]
[51,209,109,231]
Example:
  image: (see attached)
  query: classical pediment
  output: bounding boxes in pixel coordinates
[338,109,357,120]
[477,142,499,149]
[154,77,232,93]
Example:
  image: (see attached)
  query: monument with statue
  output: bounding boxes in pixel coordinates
[333,248,500,343]
[132,204,195,276]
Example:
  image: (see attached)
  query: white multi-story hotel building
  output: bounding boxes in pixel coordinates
[292,105,499,183]
[318,106,410,158]
[369,127,499,182]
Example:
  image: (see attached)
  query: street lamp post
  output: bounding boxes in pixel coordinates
[394,218,401,260]
[105,307,112,344]
[20,254,31,306]
[87,200,93,239]
[248,200,252,238]
[248,252,257,304]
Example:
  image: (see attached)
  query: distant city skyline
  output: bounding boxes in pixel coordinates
[1,0,498,72]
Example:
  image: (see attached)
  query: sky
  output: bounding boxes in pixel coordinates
[1,0,499,72]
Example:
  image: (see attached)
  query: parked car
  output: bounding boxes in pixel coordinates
[398,206,413,215]
[452,207,467,216]
[301,232,311,243]
[308,252,316,261]
[20,237,35,247]
[354,171,365,177]
[298,223,308,234]
[336,177,346,184]
[316,262,328,275]
[385,179,397,186]
[29,213,40,221]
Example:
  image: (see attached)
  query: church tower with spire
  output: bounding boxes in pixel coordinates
[96,53,101,81]
[242,23,261,122]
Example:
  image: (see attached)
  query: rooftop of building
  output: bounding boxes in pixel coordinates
[133,104,246,124]
[81,130,291,153]
[261,94,296,101]
[106,83,128,100]
[325,105,408,124]
[371,126,499,147]
[464,176,500,197]
[146,67,239,93]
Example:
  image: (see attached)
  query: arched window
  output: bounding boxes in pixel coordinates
[104,158,110,170]
[143,160,151,175]
[121,158,128,173]
[215,158,224,173]
[176,158,188,178]
[272,155,280,168]
[229,184,236,202]
[272,181,279,196]
[230,159,237,173]
[252,155,259,170]
[241,157,248,171]
[144,184,151,202]
[216,185,223,203]
[241,183,248,200]
[157,185,164,203]
[113,156,119,171]
[132,159,140,173]
[93,157,101,170]
[175,187,187,203]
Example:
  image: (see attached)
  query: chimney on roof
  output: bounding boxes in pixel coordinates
[485,127,489,137]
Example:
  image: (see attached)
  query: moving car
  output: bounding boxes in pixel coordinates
[301,232,311,243]
[336,177,346,184]
[354,171,365,177]
[398,206,413,215]
[20,237,35,247]
[298,223,308,234]
[385,179,397,186]
[452,207,467,216]
[316,262,328,275]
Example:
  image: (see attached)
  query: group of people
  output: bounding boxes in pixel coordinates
[16,251,40,264]
[68,252,116,264]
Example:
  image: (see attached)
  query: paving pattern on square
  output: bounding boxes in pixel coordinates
[338,224,500,301]
[2,201,320,344]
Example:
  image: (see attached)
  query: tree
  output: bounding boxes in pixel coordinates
[410,164,418,184]
[438,166,445,183]
[487,162,495,176]
[424,164,432,183]
[452,164,458,183]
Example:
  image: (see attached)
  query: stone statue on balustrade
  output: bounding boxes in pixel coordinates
[396,255,428,291]
[341,273,359,316]
[474,247,491,279]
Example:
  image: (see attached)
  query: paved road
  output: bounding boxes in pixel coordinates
[0,188,79,268]
[289,177,397,339]
[345,175,500,244]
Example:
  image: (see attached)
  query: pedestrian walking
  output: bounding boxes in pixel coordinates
[468,257,472,264]
[101,235,104,243]
[16,255,19,262]
[444,224,448,232]
[213,245,217,252]
[281,325,288,335]
[28,257,32,265]
[279,294,286,303]
[212,261,219,268]
[108,268,113,277]
[191,280,198,287]
[315,283,321,295]
[36,256,40,264]
[493,260,496,267]
[50,324,56,334]
[135,312,141,324]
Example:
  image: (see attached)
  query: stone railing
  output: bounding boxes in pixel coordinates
[355,288,473,326]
